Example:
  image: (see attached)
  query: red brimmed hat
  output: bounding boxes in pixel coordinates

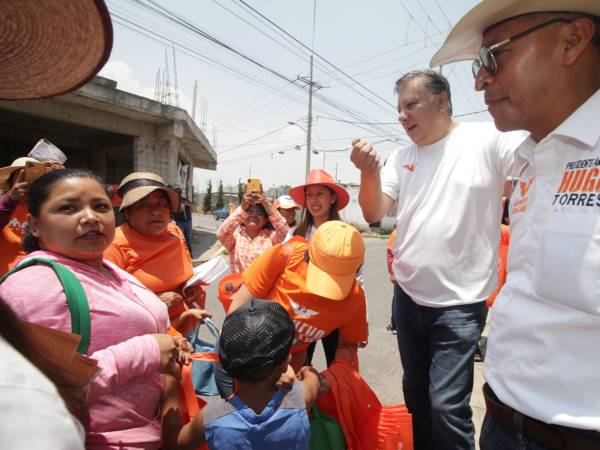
[288,169,350,211]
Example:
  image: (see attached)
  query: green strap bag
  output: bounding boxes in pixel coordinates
[0,257,91,354]
[309,403,347,450]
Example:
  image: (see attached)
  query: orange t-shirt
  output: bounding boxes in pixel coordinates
[104,222,193,294]
[0,203,28,275]
[243,237,368,354]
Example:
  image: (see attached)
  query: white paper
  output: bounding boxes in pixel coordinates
[28,139,67,164]
[182,255,229,294]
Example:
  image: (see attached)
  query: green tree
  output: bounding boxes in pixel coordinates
[216,179,225,209]
[202,179,212,213]
[237,178,244,204]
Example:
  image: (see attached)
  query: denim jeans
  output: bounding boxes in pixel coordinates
[394,286,485,450]
[390,282,401,330]
[176,220,193,255]
[480,412,549,450]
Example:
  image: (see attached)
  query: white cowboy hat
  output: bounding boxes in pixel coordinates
[430,0,600,68]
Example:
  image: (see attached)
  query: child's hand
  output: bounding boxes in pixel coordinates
[276,364,297,388]
[297,365,319,381]
[158,291,184,309]
[180,308,212,324]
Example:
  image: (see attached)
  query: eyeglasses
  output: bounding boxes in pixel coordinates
[246,208,266,217]
[472,18,569,78]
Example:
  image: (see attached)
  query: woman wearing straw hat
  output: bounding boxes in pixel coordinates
[0,157,66,274]
[104,172,211,334]
[288,169,352,367]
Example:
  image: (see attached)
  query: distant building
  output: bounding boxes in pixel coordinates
[339,183,395,230]
[0,76,216,199]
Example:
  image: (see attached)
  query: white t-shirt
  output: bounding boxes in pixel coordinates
[0,335,85,449]
[485,89,600,430]
[381,122,526,306]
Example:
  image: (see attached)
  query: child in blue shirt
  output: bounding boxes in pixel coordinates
[162,299,320,450]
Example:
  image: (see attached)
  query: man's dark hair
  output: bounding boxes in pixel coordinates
[394,69,453,116]
[544,12,600,53]
[486,12,600,54]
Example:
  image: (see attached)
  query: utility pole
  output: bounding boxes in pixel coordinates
[297,58,323,179]
[306,55,314,178]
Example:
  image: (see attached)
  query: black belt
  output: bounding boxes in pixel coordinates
[483,383,600,450]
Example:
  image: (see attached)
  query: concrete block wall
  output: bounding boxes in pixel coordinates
[133,135,178,183]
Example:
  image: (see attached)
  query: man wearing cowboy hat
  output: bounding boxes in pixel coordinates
[431,1,600,449]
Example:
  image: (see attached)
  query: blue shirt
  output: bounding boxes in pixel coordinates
[204,380,310,450]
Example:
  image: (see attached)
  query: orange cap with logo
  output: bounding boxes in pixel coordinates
[306,221,365,301]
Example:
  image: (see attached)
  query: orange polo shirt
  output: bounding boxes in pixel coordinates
[243,237,367,354]
[104,222,193,294]
[0,203,28,275]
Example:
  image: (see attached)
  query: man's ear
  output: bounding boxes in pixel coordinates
[561,18,597,66]
[438,91,449,112]
[27,213,40,237]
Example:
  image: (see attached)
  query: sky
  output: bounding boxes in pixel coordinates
[99,0,489,193]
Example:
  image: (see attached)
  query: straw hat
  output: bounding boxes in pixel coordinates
[274,195,300,210]
[0,0,113,100]
[0,157,40,191]
[117,172,180,213]
[306,221,365,301]
[430,0,600,67]
[289,169,350,210]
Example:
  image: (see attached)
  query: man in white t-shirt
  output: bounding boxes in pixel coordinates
[431,1,600,449]
[351,69,524,450]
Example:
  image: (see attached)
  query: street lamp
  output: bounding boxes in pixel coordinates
[288,121,311,178]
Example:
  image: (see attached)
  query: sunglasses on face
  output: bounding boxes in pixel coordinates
[246,208,266,217]
[472,18,570,78]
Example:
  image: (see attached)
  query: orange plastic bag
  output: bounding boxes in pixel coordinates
[178,353,219,450]
[217,272,244,313]
[316,355,413,450]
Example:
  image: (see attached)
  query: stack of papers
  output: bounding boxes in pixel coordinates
[182,255,229,295]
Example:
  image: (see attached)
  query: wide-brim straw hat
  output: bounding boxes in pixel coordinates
[0,157,40,191]
[289,169,350,211]
[430,0,600,68]
[0,0,113,100]
[117,172,180,213]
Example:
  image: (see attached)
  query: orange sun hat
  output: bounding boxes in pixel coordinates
[288,169,350,211]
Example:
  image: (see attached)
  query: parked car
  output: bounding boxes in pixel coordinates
[213,208,230,220]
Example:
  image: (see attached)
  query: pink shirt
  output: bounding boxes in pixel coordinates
[0,250,169,450]
[217,207,289,273]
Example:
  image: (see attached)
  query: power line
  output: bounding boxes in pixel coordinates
[217,124,292,155]
[233,0,397,112]
[113,2,403,144]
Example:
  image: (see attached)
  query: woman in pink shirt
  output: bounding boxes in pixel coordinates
[0,168,191,450]
[217,190,288,273]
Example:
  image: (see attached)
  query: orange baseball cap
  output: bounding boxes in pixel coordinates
[306,221,365,301]
[289,169,350,211]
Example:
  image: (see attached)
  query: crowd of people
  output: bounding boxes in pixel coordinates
[1,0,599,449]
